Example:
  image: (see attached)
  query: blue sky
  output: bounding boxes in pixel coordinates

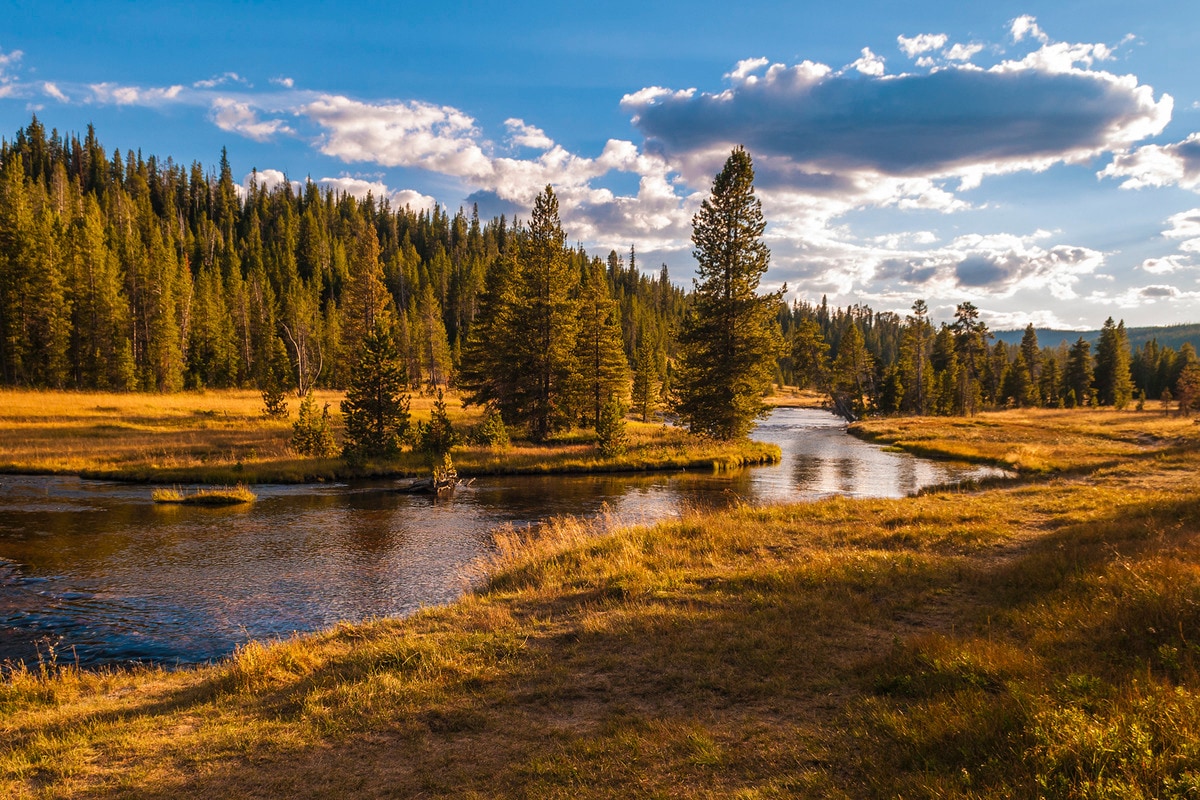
[2,0,1199,329]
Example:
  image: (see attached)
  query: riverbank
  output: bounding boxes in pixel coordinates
[3,409,1199,797]
[0,389,779,484]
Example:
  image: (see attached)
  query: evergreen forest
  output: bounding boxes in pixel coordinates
[0,117,1197,433]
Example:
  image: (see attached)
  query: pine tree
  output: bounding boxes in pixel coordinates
[675,147,781,439]
[595,393,629,457]
[901,300,934,414]
[1019,324,1042,406]
[1039,352,1062,407]
[1065,337,1094,407]
[505,186,580,441]
[830,322,874,418]
[291,392,337,457]
[1094,317,1133,408]
[341,325,410,461]
[791,318,830,391]
[951,302,988,415]
[575,257,630,428]
[418,388,458,460]
[1177,363,1200,416]
[931,325,960,415]
[631,335,660,422]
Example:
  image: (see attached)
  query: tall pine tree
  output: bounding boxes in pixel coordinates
[675,147,781,439]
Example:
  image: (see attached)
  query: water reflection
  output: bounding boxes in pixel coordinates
[0,408,1004,668]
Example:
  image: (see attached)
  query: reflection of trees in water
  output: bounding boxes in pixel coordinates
[893,456,918,496]
[833,457,858,494]
[791,454,823,490]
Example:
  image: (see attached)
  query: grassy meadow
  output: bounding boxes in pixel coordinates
[0,389,779,483]
[2,407,1199,796]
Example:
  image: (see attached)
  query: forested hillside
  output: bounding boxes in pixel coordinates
[0,118,683,403]
[1,116,1197,427]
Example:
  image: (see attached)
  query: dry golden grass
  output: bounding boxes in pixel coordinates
[853,406,1200,473]
[3,407,1199,797]
[150,484,257,505]
[0,389,777,483]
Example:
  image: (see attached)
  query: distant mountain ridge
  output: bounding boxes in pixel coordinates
[992,323,1200,352]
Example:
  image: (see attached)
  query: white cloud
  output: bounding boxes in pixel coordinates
[726,57,770,81]
[897,33,948,58]
[270,76,295,89]
[193,72,247,89]
[244,169,301,196]
[1163,207,1200,240]
[317,176,437,213]
[211,98,293,141]
[945,43,984,62]
[303,94,492,179]
[41,82,68,102]
[1100,133,1200,191]
[1091,284,1200,308]
[848,48,885,77]
[1139,255,1192,275]
[505,118,554,150]
[1011,15,1049,44]
[624,44,1170,203]
[88,82,185,106]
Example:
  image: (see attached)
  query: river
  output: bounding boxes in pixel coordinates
[0,408,1004,669]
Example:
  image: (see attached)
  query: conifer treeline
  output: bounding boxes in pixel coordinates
[3,117,1196,425]
[782,297,1200,416]
[0,118,683,402]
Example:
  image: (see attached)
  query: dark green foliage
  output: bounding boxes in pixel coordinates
[418,388,459,459]
[790,317,830,391]
[595,394,628,457]
[291,392,338,457]
[675,147,782,439]
[631,335,660,423]
[341,326,410,462]
[575,257,630,428]
[469,404,510,448]
[1094,317,1133,408]
[831,323,874,418]
[506,187,580,440]
[459,187,583,441]
[259,337,292,418]
[1065,337,1094,408]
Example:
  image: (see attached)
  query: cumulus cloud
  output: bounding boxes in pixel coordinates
[1100,132,1200,191]
[848,48,885,76]
[317,176,437,212]
[1139,255,1191,275]
[1011,15,1050,45]
[1091,284,1200,308]
[505,118,554,150]
[270,76,295,88]
[623,43,1170,188]
[211,98,293,141]
[945,42,984,62]
[88,82,185,105]
[897,33,947,58]
[303,94,492,178]
[244,169,301,196]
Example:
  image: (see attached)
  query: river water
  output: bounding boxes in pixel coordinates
[0,408,1004,669]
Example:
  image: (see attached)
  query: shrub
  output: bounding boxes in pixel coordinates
[596,394,628,457]
[291,392,338,457]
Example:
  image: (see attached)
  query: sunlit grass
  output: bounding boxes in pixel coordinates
[853,406,1200,473]
[150,484,257,505]
[0,389,778,483]
[2,406,1198,796]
